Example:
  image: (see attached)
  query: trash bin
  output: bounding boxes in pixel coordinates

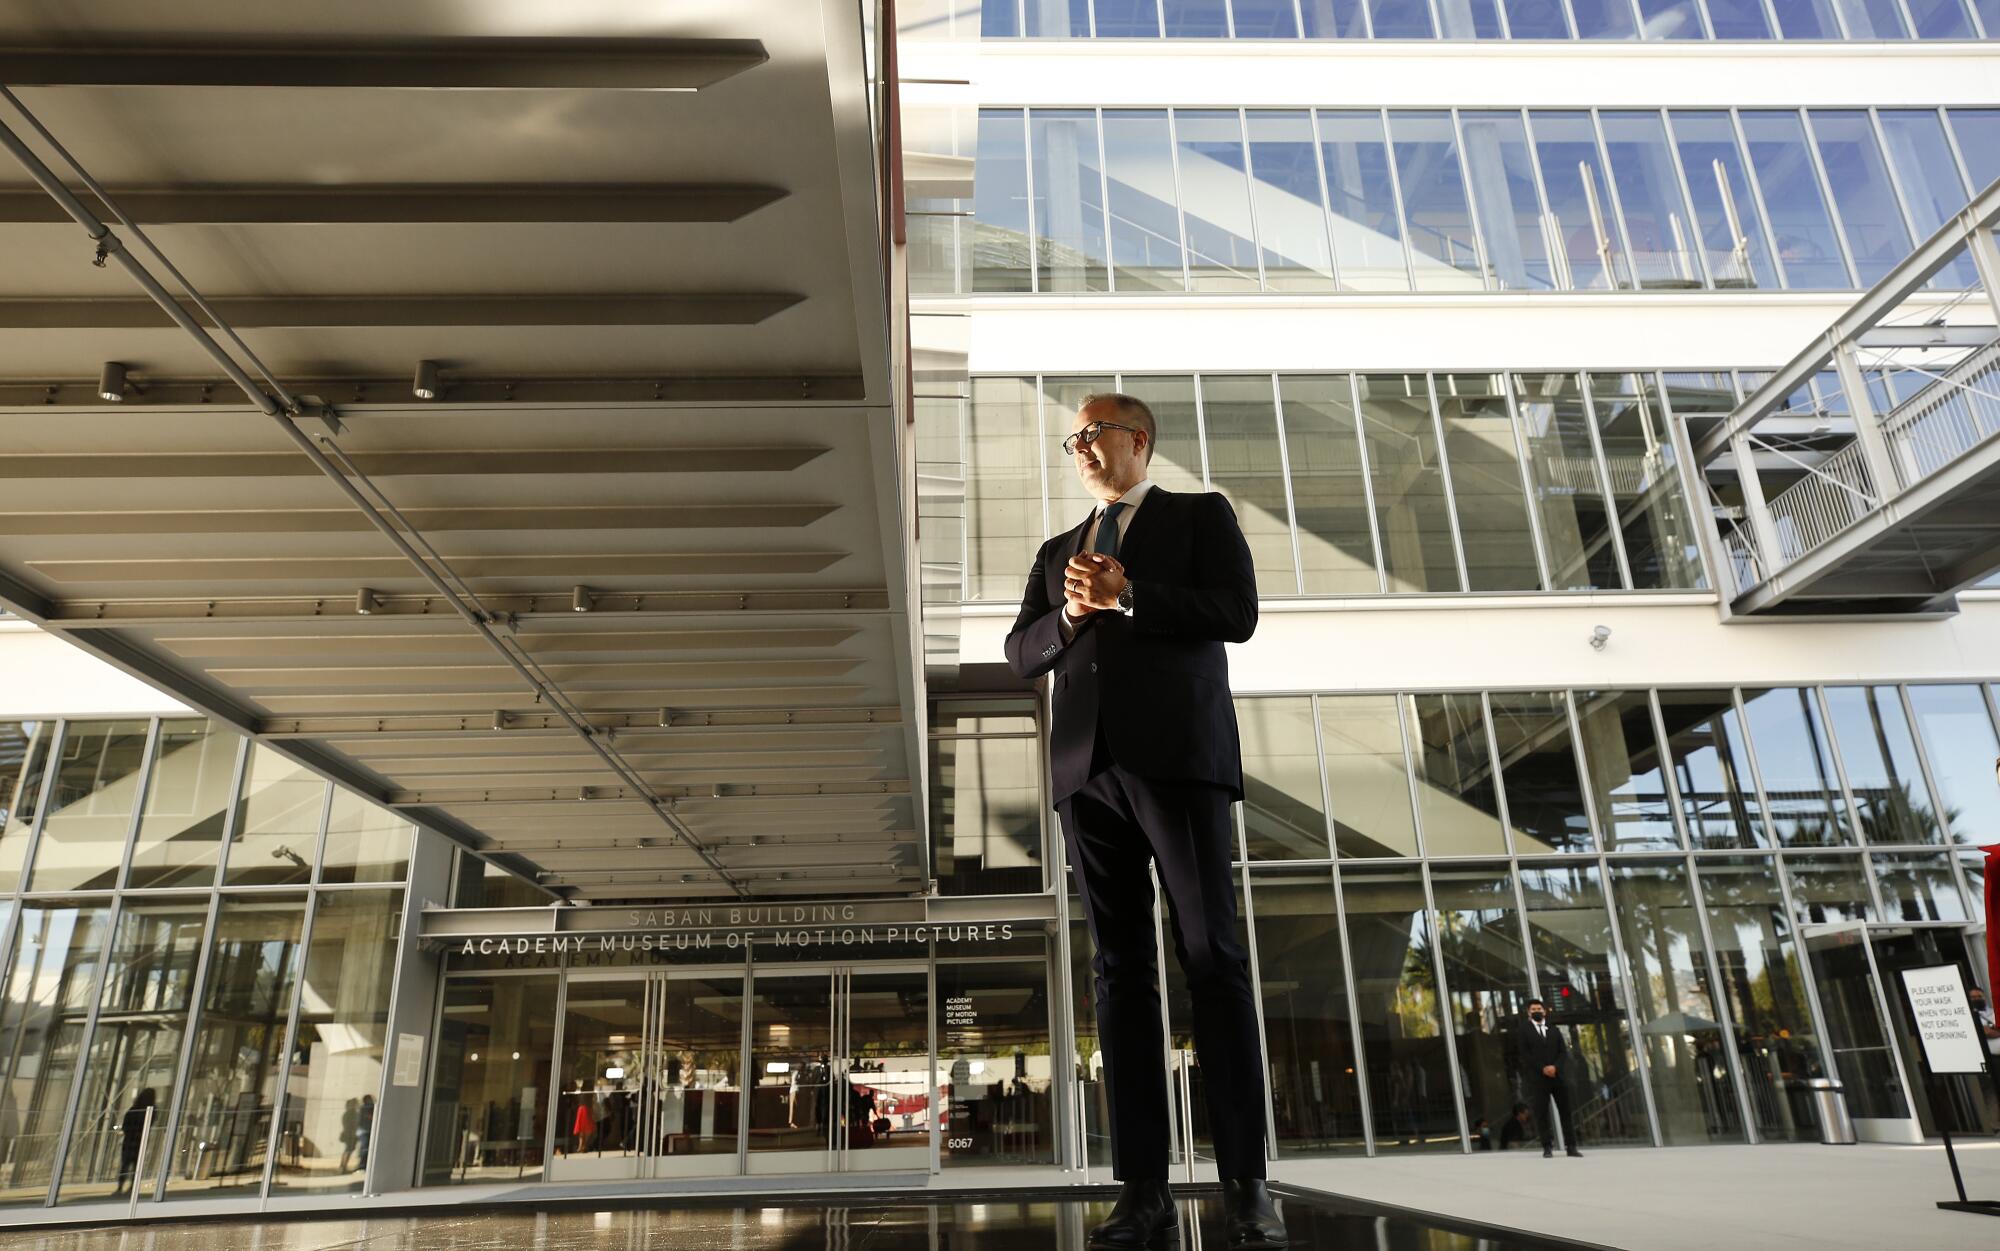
[1806,1077,1856,1145]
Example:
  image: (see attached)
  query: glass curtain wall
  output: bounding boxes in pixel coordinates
[1237,697,1332,860]
[979,0,1992,37]
[937,960,1056,1166]
[1608,862,1744,1144]
[164,896,307,1198]
[1342,867,1459,1151]
[270,889,402,1194]
[0,717,523,1205]
[1187,681,1984,1154]
[1695,856,1824,1141]
[127,721,238,890]
[929,702,1047,895]
[1516,866,1651,1145]
[944,369,1709,602]
[1429,864,1537,1149]
[0,901,113,1206]
[1250,869,1367,1154]
[966,108,1989,297]
[0,720,53,893]
[28,721,151,893]
[59,900,207,1205]
[422,974,558,1185]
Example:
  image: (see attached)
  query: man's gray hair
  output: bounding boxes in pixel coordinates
[1080,392,1156,461]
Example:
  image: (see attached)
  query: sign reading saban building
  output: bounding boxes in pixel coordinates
[421,896,1055,956]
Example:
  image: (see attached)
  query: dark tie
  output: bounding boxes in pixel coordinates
[1093,501,1127,561]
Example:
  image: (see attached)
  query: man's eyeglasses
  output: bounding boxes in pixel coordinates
[1062,421,1141,457]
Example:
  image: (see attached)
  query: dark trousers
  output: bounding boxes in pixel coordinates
[1057,758,1268,1181]
[1527,1074,1576,1150]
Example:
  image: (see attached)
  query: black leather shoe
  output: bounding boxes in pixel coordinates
[1567,1147,1583,1158]
[1088,1180,1180,1250]
[1543,1145,1554,1158]
[1221,1179,1288,1249]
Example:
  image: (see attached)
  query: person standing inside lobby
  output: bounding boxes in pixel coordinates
[1006,393,1285,1251]
[1513,998,1582,1158]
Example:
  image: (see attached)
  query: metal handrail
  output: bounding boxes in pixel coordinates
[1758,441,1880,562]
[1876,338,2000,490]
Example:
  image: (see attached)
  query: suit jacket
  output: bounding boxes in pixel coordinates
[1513,1017,1569,1082]
[1003,487,1257,804]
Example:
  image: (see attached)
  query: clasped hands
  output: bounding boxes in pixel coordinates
[1062,552,1128,621]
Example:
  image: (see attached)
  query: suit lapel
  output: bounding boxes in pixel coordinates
[1115,486,1170,572]
[1061,507,1094,565]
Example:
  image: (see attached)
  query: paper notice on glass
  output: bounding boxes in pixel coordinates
[1900,965,1988,1076]
[393,1032,426,1087]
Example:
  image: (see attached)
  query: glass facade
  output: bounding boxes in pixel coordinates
[953,107,1999,295]
[0,683,1992,1201]
[972,0,1994,36]
[1066,684,1989,1152]
[0,717,423,1206]
[939,370,1714,601]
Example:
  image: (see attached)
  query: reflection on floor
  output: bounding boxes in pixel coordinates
[0,1192,1589,1250]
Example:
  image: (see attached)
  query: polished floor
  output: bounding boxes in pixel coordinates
[0,1194,1586,1250]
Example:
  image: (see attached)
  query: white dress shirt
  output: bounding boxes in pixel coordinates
[1060,478,1154,637]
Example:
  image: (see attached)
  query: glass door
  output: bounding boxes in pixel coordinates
[746,972,836,1173]
[842,968,932,1172]
[746,966,934,1175]
[1865,926,2000,1138]
[1802,923,1922,1143]
[549,970,744,1181]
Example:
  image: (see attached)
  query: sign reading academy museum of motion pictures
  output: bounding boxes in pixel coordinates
[448,901,1020,957]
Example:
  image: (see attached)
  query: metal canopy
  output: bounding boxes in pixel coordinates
[0,2,922,902]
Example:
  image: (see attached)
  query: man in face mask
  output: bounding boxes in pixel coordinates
[1513,997,1581,1159]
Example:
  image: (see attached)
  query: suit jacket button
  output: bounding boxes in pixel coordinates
[1089,662,1097,673]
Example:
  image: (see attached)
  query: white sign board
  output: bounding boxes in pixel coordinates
[393,1032,426,1087]
[1900,965,1989,1076]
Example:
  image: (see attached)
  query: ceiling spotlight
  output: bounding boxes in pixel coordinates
[413,359,441,401]
[98,361,128,403]
[572,585,594,613]
[356,588,382,616]
[1589,624,1612,651]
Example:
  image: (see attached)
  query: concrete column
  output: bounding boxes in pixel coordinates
[367,827,454,1193]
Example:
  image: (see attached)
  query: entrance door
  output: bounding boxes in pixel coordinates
[1865,926,2000,1139]
[746,966,932,1174]
[548,971,745,1181]
[1803,924,1922,1143]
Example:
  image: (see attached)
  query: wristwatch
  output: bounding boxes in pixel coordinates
[1116,582,1135,615]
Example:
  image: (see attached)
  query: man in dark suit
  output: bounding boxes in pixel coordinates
[1006,393,1284,1251]
[1513,998,1582,1158]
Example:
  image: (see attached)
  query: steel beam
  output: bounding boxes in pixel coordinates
[28,550,843,582]
[0,503,837,535]
[0,183,784,224]
[1856,325,2000,349]
[0,37,766,89]
[0,447,830,479]
[0,375,864,407]
[42,589,886,626]
[1695,175,2000,464]
[0,293,801,328]
[158,626,860,658]
[257,706,903,738]
[387,778,913,806]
